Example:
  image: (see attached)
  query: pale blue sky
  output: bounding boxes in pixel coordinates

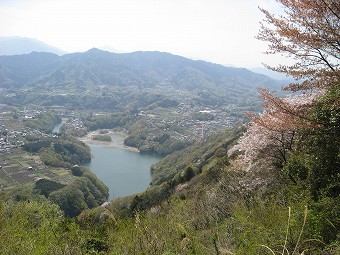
[0,0,284,67]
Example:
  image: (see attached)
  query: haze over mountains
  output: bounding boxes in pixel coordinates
[249,67,293,81]
[0,37,288,81]
[0,48,281,90]
[0,46,286,157]
[0,37,286,118]
[0,37,66,56]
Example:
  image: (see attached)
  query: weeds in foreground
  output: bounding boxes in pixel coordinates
[261,206,322,255]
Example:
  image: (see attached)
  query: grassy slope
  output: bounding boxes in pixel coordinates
[0,121,338,254]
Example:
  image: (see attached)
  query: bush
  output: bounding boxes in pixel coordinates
[34,179,65,198]
[92,135,112,142]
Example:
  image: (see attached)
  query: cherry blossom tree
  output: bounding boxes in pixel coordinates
[232,92,318,163]
[231,0,339,193]
[257,0,340,92]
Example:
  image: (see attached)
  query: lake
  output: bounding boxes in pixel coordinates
[84,134,161,200]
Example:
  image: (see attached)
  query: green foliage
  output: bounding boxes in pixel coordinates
[0,200,84,254]
[168,166,196,189]
[92,134,112,142]
[34,179,66,198]
[108,208,207,255]
[85,113,134,131]
[53,137,91,165]
[300,131,339,199]
[4,184,37,202]
[151,126,242,185]
[0,50,338,255]
[49,186,87,217]
[23,134,41,142]
[82,172,110,200]
[22,139,51,152]
[153,133,171,144]
[283,153,309,183]
[131,183,173,213]
[303,86,340,198]
[140,138,192,156]
[49,172,108,217]
[25,135,91,168]
[71,165,86,177]
[124,124,192,156]
[239,85,340,251]
[283,87,340,199]
[191,112,215,121]
[183,166,195,182]
[220,198,322,255]
[124,133,146,148]
[0,50,280,104]
[78,206,116,232]
[39,147,66,167]
[307,196,340,244]
[22,135,91,168]
[1,151,338,255]
[23,111,61,132]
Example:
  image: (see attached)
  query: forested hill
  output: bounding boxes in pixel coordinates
[0,48,281,91]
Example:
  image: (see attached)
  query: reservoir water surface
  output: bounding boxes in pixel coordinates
[52,120,160,200]
[84,133,161,200]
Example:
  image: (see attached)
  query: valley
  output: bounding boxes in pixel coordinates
[0,0,339,253]
[0,49,281,158]
[0,50,271,217]
[0,44,337,254]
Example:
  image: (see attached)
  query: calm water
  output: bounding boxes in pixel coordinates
[86,143,161,200]
[51,118,161,200]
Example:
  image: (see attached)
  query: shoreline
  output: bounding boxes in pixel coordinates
[78,130,139,153]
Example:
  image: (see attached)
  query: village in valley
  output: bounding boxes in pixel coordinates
[0,96,243,191]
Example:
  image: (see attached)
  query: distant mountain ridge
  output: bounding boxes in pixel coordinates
[0,48,282,92]
[0,48,289,119]
[0,37,66,56]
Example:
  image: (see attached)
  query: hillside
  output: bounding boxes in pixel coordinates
[1,122,337,254]
[0,49,286,155]
[0,0,338,253]
[0,48,281,89]
[0,49,284,115]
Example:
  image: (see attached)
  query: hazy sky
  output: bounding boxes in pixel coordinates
[0,0,285,68]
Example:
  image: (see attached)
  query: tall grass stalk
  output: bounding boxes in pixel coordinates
[282,207,291,254]
[292,206,308,255]
[261,206,308,255]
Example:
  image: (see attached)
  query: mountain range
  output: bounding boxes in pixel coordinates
[0,37,66,56]
[0,48,282,90]
[0,47,287,115]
